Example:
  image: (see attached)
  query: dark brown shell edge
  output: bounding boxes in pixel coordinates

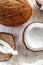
[36,0,41,7]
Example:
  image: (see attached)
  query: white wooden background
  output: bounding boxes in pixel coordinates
[0,0,43,65]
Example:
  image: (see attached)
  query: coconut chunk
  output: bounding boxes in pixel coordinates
[0,33,16,61]
[0,40,18,55]
[23,23,43,51]
[36,0,43,10]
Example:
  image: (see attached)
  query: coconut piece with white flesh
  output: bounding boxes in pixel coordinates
[0,40,18,55]
[36,0,43,5]
[36,0,43,10]
[0,33,17,61]
[23,23,43,51]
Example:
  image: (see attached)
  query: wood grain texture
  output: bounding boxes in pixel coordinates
[0,0,32,27]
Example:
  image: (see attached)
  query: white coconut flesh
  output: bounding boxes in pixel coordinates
[36,0,43,10]
[24,23,43,51]
[0,40,18,55]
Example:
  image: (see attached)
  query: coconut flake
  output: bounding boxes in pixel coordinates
[24,23,43,51]
[0,40,18,55]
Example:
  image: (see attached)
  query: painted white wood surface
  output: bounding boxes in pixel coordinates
[0,0,43,65]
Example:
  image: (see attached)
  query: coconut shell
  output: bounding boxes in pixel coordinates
[22,22,43,52]
[0,0,32,27]
[36,0,41,7]
[0,32,16,61]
